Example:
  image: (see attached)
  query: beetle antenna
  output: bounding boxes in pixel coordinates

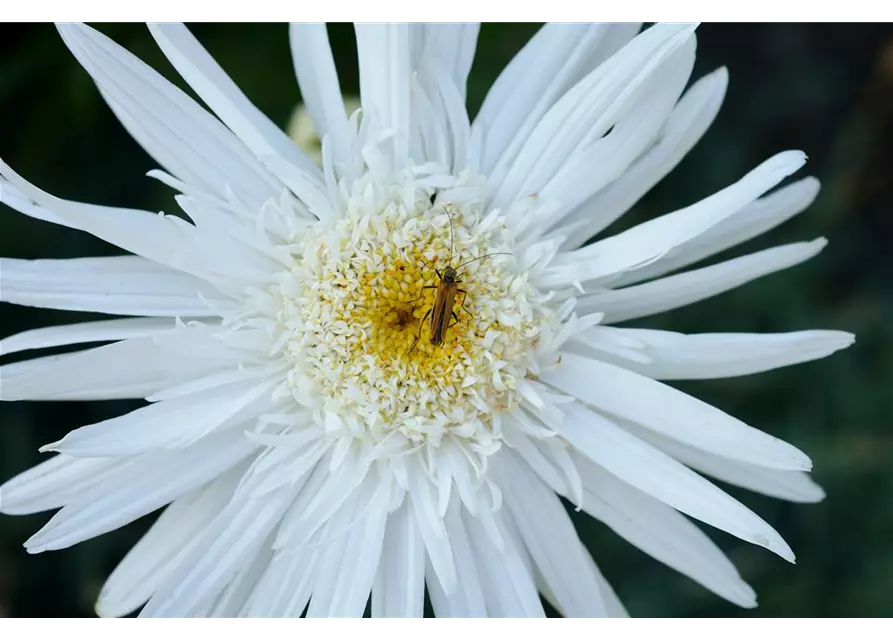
[456,252,513,270]
[445,205,455,267]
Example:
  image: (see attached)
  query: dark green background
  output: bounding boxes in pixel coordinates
[1,23,891,618]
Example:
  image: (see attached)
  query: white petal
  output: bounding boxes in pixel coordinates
[0,176,75,229]
[372,497,426,618]
[275,443,372,548]
[615,176,821,286]
[587,556,629,618]
[539,36,696,227]
[413,24,480,99]
[169,197,300,286]
[472,23,639,176]
[57,23,282,210]
[0,329,232,402]
[490,23,696,210]
[288,23,352,177]
[577,238,828,323]
[241,452,325,618]
[549,402,795,562]
[497,450,608,617]
[141,466,296,617]
[148,23,321,186]
[544,352,812,471]
[503,425,568,495]
[0,161,198,272]
[24,429,258,554]
[408,467,456,595]
[305,479,390,618]
[0,455,125,516]
[571,328,854,380]
[207,541,273,617]
[0,256,232,317]
[428,497,487,617]
[544,150,807,287]
[42,379,272,457]
[95,467,243,617]
[1,318,179,356]
[416,58,471,172]
[625,426,826,504]
[241,544,317,617]
[409,73,450,167]
[558,66,728,247]
[355,24,412,167]
[575,455,757,608]
[462,503,545,617]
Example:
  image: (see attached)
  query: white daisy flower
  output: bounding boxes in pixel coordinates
[0,22,854,618]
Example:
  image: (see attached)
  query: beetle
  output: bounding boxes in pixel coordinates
[409,206,510,352]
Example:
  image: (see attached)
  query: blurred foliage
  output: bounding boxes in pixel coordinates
[1,23,892,618]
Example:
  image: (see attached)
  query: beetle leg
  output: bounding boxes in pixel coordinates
[457,289,474,318]
[409,308,433,353]
[407,285,437,304]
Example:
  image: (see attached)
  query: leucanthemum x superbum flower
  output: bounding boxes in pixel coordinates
[0,22,854,618]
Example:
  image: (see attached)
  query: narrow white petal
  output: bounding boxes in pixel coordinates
[1,318,179,356]
[545,151,807,287]
[0,176,75,229]
[625,426,826,504]
[473,23,639,176]
[575,453,757,607]
[544,353,812,471]
[0,330,231,402]
[408,469,457,595]
[540,37,696,227]
[577,239,828,323]
[0,256,232,317]
[207,541,273,617]
[242,545,317,617]
[413,23,480,99]
[503,425,569,496]
[42,379,272,457]
[355,24,412,167]
[416,58,471,172]
[462,504,545,617]
[409,72,450,166]
[425,556,452,617]
[141,467,296,618]
[57,23,282,210]
[0,162,200,273]
[429,497,487,617]
[0,455,124,516]
[95,468,243,617]
[558,66,728,247]
[242,455,326,619]
[306,479,390,617]
[24,430,257,554]
[615,176,821,286]
[498,450,608,617]
[372,498,426,618]
[275,444,372,548]
[148,23,320,183]
[289,23,352,176]
[587,556,629,618]
[549,402,795,562]
[571,328,854,380]
[97,86,220,203]
[491,23,696,209]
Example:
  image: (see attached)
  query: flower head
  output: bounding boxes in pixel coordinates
[0,22,854,617]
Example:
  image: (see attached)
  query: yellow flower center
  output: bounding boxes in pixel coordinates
[275,195,549,446]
